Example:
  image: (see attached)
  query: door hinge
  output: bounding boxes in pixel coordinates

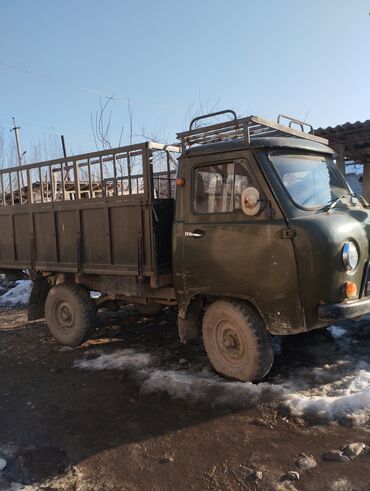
[281,228,296,239]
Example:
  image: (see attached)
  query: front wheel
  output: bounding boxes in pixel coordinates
[202,299,274,382]
[45,283,96,346]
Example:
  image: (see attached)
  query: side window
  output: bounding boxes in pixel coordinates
[234,160,251,211]
[193,160,258,214]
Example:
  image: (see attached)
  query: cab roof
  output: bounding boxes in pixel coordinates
[185,136,335,157]
[177,110,333,156]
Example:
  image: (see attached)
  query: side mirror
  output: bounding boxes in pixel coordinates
[241,187,260,216]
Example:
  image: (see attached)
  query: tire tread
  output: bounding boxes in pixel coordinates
[45,282,96,346]
[202,298,274,381]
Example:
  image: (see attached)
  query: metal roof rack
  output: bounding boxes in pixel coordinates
[177,110,329,151]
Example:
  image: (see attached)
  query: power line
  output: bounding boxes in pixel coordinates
[0,58,126,103]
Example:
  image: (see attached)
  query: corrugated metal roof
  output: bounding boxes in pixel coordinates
[316,120,370,134]
[315,120,370,163]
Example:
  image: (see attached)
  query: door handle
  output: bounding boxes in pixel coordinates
[184,230,205,238]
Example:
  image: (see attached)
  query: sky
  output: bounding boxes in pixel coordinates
[0,0,369,164]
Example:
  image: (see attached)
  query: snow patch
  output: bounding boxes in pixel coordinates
[283,367,370,424]
[328,325,347,339]
[75,324,370,426]
[90,291,102,299]
[75,349,284,407]
[0,280,32,306]
[140,369,285,406]
[74,349,153,371]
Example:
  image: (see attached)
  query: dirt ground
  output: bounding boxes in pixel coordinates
[0,306,369,491]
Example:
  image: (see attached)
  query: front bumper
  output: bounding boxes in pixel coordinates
[318,296,370,322]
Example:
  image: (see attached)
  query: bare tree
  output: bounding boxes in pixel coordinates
[138,123,170,144]
[90,95,137,150]
[91,95,116,150]
[183,97,223,131]
[30,133,61,163]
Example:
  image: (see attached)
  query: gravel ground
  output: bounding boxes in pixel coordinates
[0,305,369,490]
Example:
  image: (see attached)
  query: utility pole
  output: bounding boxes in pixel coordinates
[10,117,25,167]
[60,134,70,181]
[61,135,67,158]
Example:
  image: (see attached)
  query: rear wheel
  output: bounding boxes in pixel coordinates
[45,283,96,346]
[134,303,164,317]
[202,299,273,382]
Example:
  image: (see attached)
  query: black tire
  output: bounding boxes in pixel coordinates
[45,283,96,346]
[202,299,274,382]
[134,303,164,317]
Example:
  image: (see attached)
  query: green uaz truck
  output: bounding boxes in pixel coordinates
[0,110,369,381]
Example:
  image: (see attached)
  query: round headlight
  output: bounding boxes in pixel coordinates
[342,241,359,271]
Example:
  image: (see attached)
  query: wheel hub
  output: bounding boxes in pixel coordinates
[218,324,243,360]
[223,333,237,350]
[56,301,73,329]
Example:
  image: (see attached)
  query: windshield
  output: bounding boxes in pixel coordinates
[269,152,351,209]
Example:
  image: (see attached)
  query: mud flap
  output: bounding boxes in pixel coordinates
[28,276,51,321]
[178,297,202,344]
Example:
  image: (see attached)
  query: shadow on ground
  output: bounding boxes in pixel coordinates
[0,307,369,490]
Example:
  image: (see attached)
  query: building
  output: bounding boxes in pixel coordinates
[316,120,370,199]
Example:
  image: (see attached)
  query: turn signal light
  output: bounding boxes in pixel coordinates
[176,177,185,187]
[345,281,358,299]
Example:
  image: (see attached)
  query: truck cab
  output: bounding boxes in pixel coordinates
[173,111,370,381]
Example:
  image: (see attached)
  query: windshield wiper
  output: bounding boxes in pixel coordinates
[320,195,346,213]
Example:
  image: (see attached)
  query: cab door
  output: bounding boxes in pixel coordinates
[179,150,305,334]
